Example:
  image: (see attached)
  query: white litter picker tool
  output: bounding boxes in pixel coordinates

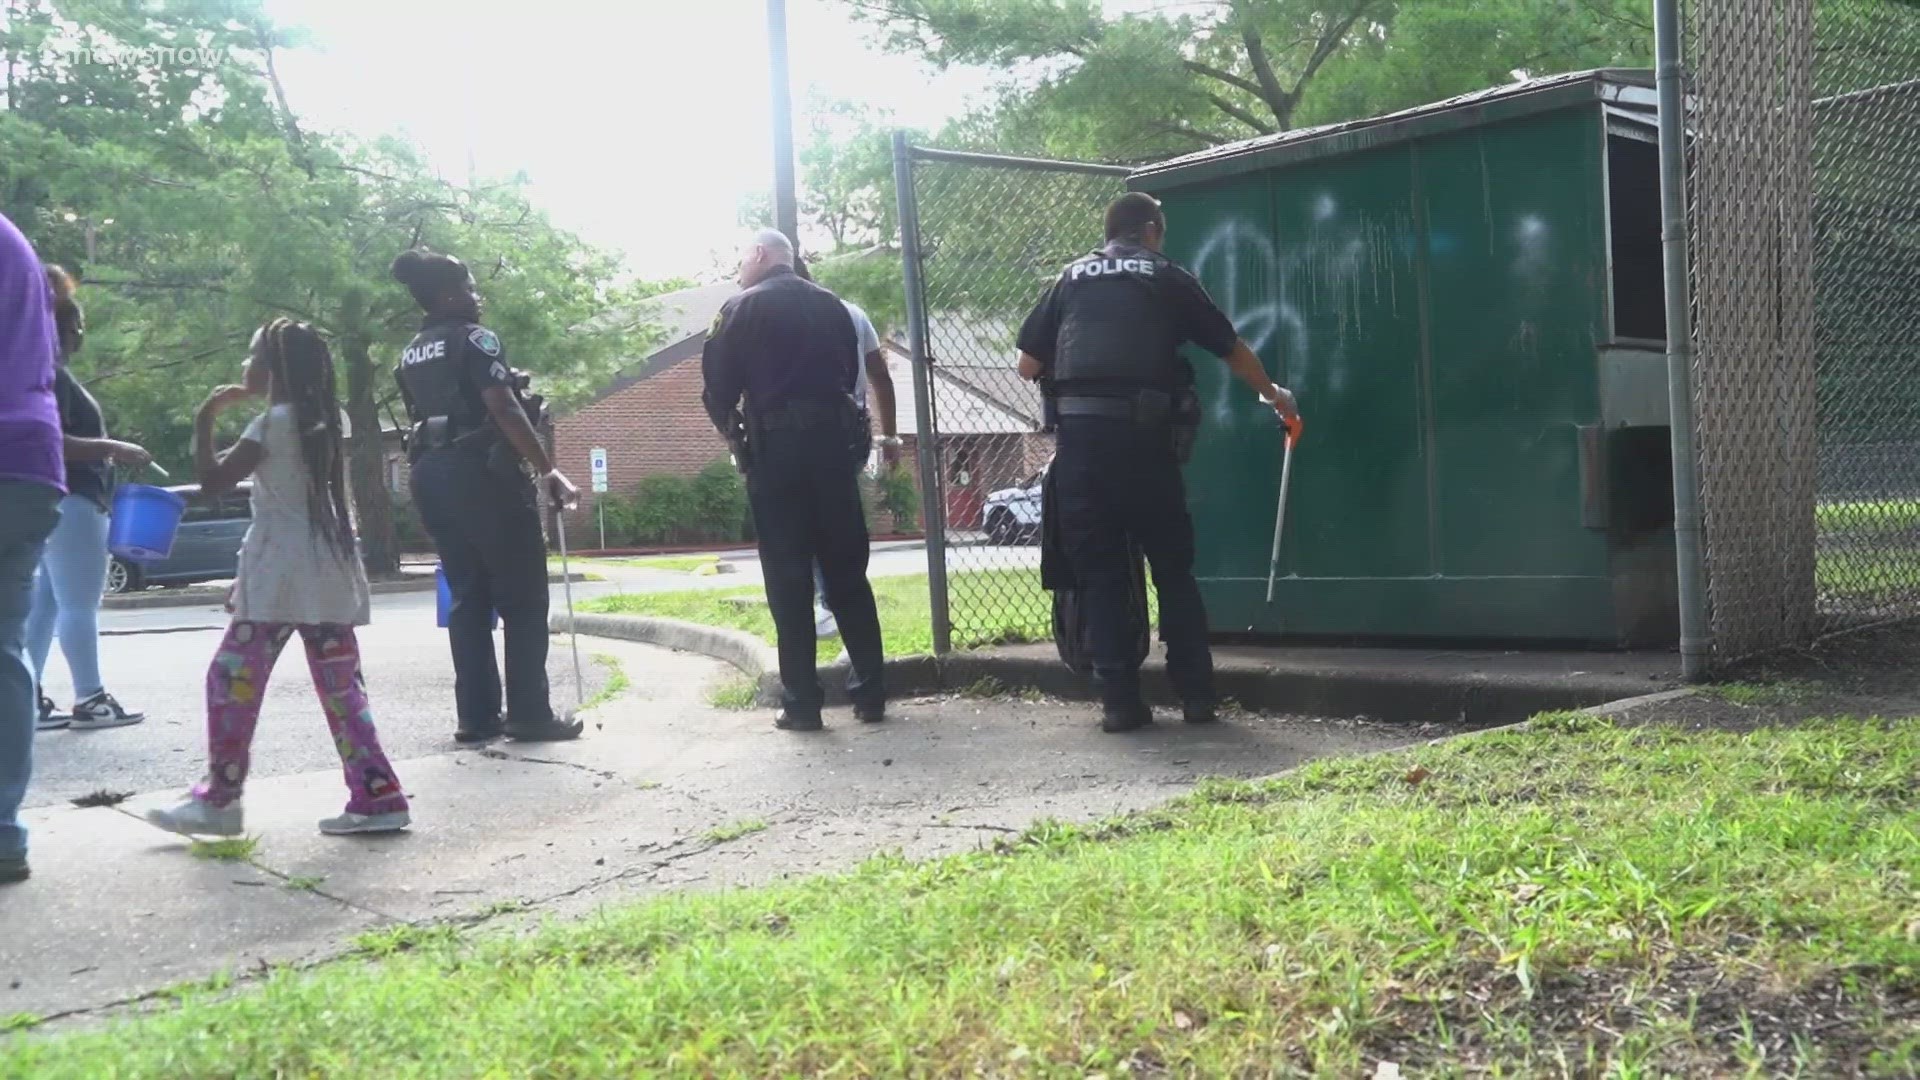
[1264,431,1299,605]
[554,499,585,711]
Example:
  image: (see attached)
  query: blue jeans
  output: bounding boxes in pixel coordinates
[1,480,62,861]
[26,493,111,701]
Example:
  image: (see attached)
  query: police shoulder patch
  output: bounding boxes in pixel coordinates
[468,327,502,357]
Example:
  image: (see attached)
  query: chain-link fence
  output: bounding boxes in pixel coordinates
[1686,0,1920,659]
[893,144,1128,652]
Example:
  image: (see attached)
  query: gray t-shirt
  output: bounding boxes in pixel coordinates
[844,300,879,407]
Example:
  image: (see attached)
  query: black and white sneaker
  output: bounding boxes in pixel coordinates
[36,695,69,732]
[68,692,144,731]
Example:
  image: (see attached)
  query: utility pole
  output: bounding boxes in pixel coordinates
[766,0,799,250]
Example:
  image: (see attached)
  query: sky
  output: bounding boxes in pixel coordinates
[257,0,1003,282]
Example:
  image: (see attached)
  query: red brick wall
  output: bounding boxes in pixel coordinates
[552,354,732,527]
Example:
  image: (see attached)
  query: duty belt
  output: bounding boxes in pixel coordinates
[1055,390,1175,423]
[411,416,491,451]
[749,401,848,432]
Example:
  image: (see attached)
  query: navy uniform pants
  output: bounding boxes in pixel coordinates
[411,446,555,731]
[746,420,886,716]
[1051,415,1215,707]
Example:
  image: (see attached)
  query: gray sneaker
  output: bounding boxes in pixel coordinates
[319,809,411,836]
[146,797,244,837]
[69,692,143,730]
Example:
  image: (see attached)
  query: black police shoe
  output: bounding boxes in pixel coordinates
[853,701,887,724]
[1101,700,1154,733]
[1182,698,1219,725]
[454,718,502,744]
[505,714,584,743]
[775,709,824,732]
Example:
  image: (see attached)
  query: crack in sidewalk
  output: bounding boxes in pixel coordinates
[474,746,622,782]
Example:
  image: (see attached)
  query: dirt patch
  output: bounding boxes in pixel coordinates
[1376,952,1918,1075]
[1620,621,1920,733]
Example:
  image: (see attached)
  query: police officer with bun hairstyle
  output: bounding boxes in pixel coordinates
[702,229,887,732]
[1017,193,1304,733]
[390,248,583,744]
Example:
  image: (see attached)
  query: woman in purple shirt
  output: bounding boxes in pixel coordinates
[0,209,66,884]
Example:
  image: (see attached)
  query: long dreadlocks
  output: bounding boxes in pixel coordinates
[257,317,354,555]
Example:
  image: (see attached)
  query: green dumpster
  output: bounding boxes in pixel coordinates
[1132,70,1677,647]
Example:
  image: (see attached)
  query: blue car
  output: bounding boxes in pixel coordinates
[107,483,252,594]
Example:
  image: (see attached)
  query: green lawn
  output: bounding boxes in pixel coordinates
[1816,548,1920,602]
[554,554,722,574]
[7,717,1915,1076]
[581,570,1053,662]
[1817,498,1920,538]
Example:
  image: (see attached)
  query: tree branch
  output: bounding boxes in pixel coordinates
[1184,59,1264,98]
[1207,93,1275,135]
[1231,1,1294,125]
[109,281,326,326]
[253,21,314,179]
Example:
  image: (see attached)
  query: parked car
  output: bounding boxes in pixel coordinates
[107,483,251,594]
[982,465,1047,546]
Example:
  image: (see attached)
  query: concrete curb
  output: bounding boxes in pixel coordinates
[563,612,1681,725]
[106,571,587,611]
[558,612,784,705]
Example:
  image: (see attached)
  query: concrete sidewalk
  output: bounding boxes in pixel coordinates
[565,612,1682,725]
[0,636,1436,1025]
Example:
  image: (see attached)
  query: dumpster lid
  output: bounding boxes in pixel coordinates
[1131,69,1655,192]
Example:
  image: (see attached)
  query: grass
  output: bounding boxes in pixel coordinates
[1817,547,1920,601]
[6,717,1916,1076]
[283,875,326,893]
[187,836,258,862]
[1704,680,1815,707]
[1816,498,1920,537]
[707,673,760,711]
[582,653,629,712]
[565,554,723,574]
[702,818,770,845]
[581,570,1050,663]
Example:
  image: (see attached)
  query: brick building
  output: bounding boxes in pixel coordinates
[550,283,1052,538]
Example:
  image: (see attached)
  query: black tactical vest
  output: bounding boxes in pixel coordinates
[1048,244,1191,389]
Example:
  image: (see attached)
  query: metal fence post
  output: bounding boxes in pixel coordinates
[1655,0,1712,680]
[893,130,953,656]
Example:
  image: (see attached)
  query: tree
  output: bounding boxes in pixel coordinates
[1,0,667,572]
[846,0,1652,162]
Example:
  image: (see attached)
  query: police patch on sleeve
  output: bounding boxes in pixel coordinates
[468,327,502,357]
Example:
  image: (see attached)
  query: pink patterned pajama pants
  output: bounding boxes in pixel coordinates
[193,621,406,815]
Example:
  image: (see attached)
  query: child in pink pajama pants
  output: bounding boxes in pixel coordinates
[148,318,409,838]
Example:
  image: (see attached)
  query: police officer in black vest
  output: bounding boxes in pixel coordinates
[702,229,886,731]
[389,248,583,744]
[1017,193,1304,733]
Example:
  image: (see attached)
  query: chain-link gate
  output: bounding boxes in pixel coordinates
[1683,0,1920,661]
[891,141,1129,653]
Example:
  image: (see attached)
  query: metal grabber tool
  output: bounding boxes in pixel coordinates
[1264,430,1298,605]
[554,494,585,710]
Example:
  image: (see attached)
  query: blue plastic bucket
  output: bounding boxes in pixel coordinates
[107,484,187,563]
[434,565,499,629]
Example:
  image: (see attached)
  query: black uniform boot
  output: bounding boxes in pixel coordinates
[454,717,502,744]
[1182,698,1219,725]
[504,711,583,742]
[1100,698,1154,733]
[774,709,824,732]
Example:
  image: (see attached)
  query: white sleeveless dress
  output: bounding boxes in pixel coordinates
[226,404,371,627]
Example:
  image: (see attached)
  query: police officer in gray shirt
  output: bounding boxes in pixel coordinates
[1017,193,1303,732]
